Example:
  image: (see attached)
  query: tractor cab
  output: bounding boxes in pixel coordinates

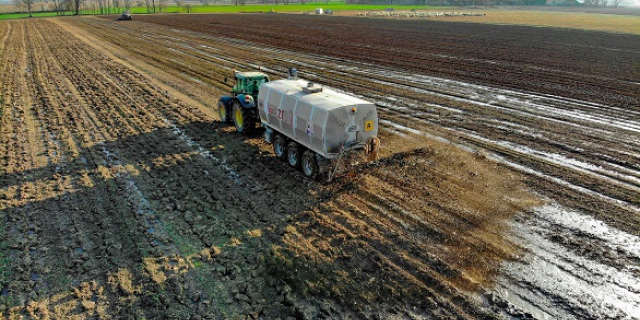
[231,72,270,99]
[219,70,270,132]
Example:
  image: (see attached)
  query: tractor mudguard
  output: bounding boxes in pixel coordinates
[236,94,256,109]
[219,96,233,108]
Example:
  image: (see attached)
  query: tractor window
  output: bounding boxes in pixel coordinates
[247,77,268,94]
[234,78,246,94]
[247,80,258,94]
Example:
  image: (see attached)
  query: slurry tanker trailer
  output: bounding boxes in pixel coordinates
[219,68,380,179]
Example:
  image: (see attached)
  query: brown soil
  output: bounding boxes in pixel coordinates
[0,13,637,319]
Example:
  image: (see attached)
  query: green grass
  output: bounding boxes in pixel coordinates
[164,222,199,256]
[0,11,73,20]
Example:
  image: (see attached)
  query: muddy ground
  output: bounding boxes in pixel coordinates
[0,13,638,319]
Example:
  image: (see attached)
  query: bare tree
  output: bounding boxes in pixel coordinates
[55,0,72,14]
[200,0,210,5]
[52,0,62,13]
[145,0,156,12]
[12,0,35,17]
[97,0,106,14]
[72,0,84,14]
[158,0,167,12]
[174,0,182,4]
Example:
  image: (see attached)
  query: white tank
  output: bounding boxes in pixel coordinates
[258,79,379,159]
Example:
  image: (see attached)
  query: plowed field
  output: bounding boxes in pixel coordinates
[0,13,638,319]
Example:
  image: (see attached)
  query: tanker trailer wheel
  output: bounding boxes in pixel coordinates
[301,150,319,179]
[286,142,301,168]
[273,134,287,160]
[218,100,231,123]
[232,100,252,133]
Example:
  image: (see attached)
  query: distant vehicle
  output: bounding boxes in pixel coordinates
[324,9,334,15]
[118,11,132,21]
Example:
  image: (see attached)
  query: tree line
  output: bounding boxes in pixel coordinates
[12,0,131,16]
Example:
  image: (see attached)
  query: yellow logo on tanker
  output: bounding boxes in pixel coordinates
[365,120,374,132]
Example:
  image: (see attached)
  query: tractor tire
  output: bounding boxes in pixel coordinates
[232,100,253,133]
[286,141,301,168]
[218,100,230,123]
[273,134,287,160]
[301,150,319,179]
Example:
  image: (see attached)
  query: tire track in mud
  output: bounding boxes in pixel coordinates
[137,13,640,109]
[0,22,49,177]
[495,204,640,320]
[0,20,160,315]
[27,19,234,313]
[0,21,69,310]
[0,19,223,317]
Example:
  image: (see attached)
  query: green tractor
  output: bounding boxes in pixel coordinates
[218,71,270,133]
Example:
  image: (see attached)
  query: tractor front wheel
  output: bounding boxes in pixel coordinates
[232,100,253,133]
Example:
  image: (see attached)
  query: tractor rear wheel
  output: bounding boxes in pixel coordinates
[218,100,230,123]
[286,142,301,168]
[273,134,286,160]
[232,100,252,133]
[301,150,319,179]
